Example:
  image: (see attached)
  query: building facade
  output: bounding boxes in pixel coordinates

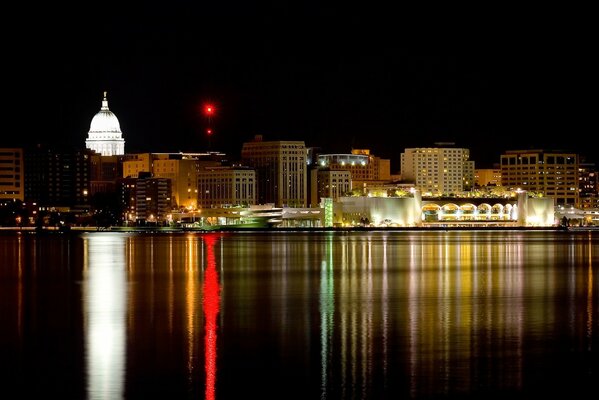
[85,92,125,156]
[197,167,256,208]
[241,135,307,207]
[500,150,578,206]
[0,148,24,202]
[24,145,92,211]
[310,168,352,206]
[317,149,391,190]
[579,162,598,209]
[474,168,502,187]
[400,145,475,195]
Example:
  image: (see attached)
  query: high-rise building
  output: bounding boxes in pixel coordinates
[24,145,92,211]
[85,92,125,156]
[500,150,578,206]
[310,168,351,206]
[578,162,598,209]
[197,166,256,208]
[241,135,307,207]
[400,145,475,195]
[0,148,24,202]
[133,177,172,223]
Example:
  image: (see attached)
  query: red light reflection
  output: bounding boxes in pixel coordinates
[202,233,220,400]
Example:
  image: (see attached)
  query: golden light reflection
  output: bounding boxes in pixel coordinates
[587,233,594,343]
[407,233,525,397]
[185,235,199,383]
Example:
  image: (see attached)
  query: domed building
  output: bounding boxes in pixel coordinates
[85,91,125,156]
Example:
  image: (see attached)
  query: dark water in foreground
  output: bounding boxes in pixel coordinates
[0,230,597,399]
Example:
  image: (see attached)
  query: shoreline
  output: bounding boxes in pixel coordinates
[1,225,591,234]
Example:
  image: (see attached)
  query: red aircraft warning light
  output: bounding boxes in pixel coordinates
[204,104,215,116]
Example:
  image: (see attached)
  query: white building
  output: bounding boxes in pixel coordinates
[400,144,474,195]
[85,92,125,156]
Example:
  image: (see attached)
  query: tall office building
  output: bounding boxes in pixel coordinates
[579,162,598,209]
[241,135,307,207]
[197,166,256,208]
[24,145,92,211]
[85,92,125,156]
[500,150,578,206]
[400,145,474,194]
[0,148,24,202]
[310,168,351,206]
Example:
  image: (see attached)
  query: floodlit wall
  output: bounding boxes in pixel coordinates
[525,197,555,226]
[334,196,421,227]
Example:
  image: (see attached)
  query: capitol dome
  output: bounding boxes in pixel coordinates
[85,92,125,156]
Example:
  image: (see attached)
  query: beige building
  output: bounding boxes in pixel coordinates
[400,145,475,195]
[123,153,198,210]
[0,148,24,202]
[500,150,578,206]
[474,168,502,187]
[241,135,307,207]
[310,168,351,206]
[197,167,256,208]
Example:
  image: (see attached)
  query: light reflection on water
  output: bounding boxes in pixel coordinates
[0,230,597,399]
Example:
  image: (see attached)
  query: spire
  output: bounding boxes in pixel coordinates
[101,91,109,111]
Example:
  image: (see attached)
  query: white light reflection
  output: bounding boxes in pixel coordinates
[83,233,127,400]
[320,233,334,400]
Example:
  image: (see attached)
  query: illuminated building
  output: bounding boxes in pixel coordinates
[197,166,256,208]
[317,149,391,192]
[85,92,125,156]
[241,135,307,207]
[578,162,599,209]
[132,176,171,223]
[333,191,555,227]
[123,153,198,210]
[500,150,578,206]
[310,168,351,206]
[0,148,24,202]
[474,168,502,187]
[400,144,475,195]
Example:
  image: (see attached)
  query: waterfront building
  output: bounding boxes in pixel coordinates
[400,144,475,195]
[118,175,171,224]
[0,148,24,202]
[197,166,256,208]
[333,190,554,228]
[241,135,307,207]
[500,149,578,206]
[85,92,125,156]
[24,145,92,212]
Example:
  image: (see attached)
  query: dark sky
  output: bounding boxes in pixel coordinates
[6,3,597,171]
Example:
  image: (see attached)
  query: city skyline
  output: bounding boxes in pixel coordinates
[6,6,597,170]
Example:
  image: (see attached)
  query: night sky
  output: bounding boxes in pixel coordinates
[6,4,597,171]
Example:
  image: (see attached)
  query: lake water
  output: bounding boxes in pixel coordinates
[0,230,597,399]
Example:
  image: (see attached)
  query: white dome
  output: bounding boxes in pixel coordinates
[87,92,123,139]
[85,92,125,156]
